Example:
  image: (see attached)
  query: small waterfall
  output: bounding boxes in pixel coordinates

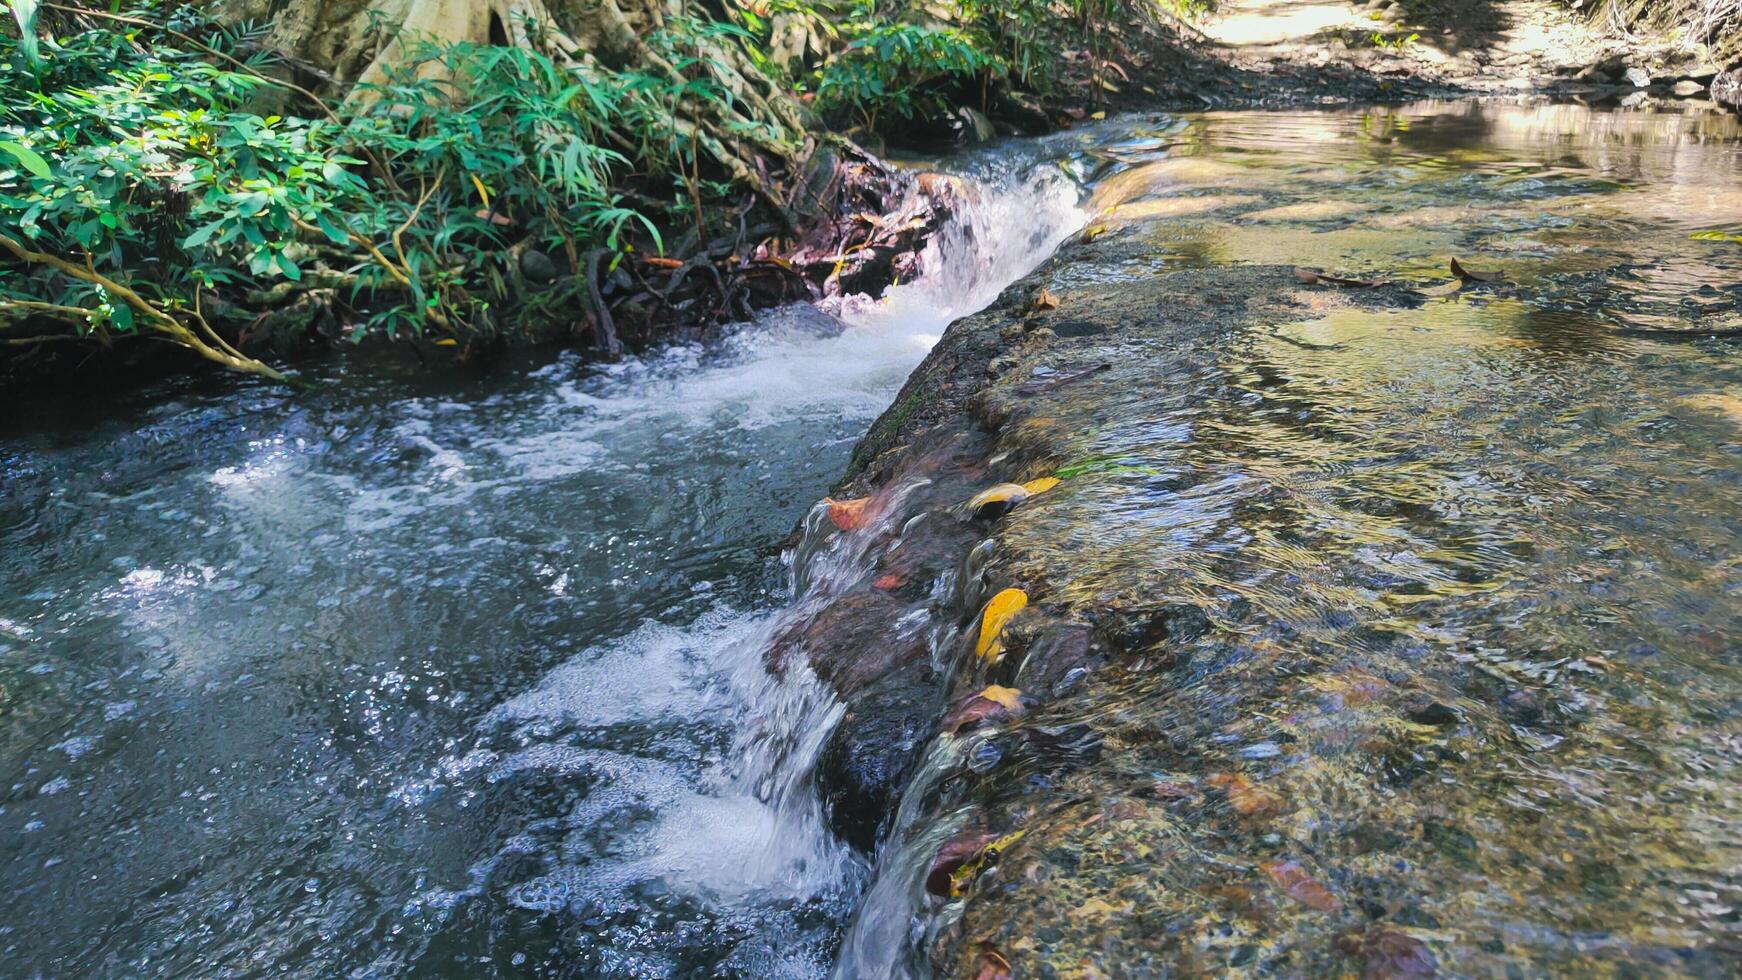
[714,162,1087,969]
[392,158,1087,975]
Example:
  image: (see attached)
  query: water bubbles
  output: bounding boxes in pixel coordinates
[507,876,571,915]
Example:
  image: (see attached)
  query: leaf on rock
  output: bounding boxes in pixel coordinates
[1414,279,1463,298]
[1032,288,1061,312]
[975,588,1028,662]
[926,831,998,897]
[1295,267,1386,288]
[1021,476,1060,494]
[1450,258,1503,282]
[973,944,1014,980]
[825,496,871,531]
[1337,927,1438,978]
[964,482,1032,521]
[873,572,907,590]
[1262,860,1341,911]
[942,684,1025,734]
[1207,772,1288,817]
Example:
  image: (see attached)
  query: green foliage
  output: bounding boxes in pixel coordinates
[808,0,1192,133]
[0,1,784,366]
[4,0,40,67]
[1366,30,1420,50]
[817,23,1004,128]
[1,13,356,350]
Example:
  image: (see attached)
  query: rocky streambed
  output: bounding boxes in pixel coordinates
[801,101,1742,976]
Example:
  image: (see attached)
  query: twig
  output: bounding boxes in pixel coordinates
[0,232,286,381]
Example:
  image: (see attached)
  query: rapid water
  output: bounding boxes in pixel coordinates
[0,161,1081,975]
[4,100,1741,977]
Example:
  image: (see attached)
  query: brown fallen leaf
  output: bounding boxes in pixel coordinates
[825,497,870,531]
[925,831,998,897]
[973,944,1014,980]
[975,589,1029,662]
[1294,266,1386,288]
[873,572,907,590]
[1207,772,1289,817]
[1337,927,1438,979]
[1032,288,1061,312]
[1262,860,1341,911]
[643,256,685,269]
[474,208,514,226]
[1450,257,1503,282]
[941,684,1025,734]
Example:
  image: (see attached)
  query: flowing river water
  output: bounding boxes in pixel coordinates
[2,100,1741,977]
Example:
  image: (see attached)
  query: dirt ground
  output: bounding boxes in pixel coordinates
[1184,0,1733,108]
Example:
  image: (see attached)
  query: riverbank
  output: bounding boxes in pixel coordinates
[9,0,1735,393]
[807,102,1742,975]
[0,0,1189,391]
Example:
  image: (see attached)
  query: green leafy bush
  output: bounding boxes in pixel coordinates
[0,2,784,376]
[817,23,1005,129]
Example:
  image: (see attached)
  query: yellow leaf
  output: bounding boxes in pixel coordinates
[433,338,458,347]
[947,827,1028,896]
[1020,476,1059,494]
[965,482,1030,515]
[470,174,491,210]
[975,588,1028,661]
[978,684,1022,710]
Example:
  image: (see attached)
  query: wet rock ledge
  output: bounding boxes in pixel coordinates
[788,219,1742,974]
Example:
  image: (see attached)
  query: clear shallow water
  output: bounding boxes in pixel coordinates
[841,102,1742,977]
[4,100,1742,978]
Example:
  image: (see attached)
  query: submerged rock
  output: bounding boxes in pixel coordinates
[1713,68,1742,109]
[807,105,1742,977]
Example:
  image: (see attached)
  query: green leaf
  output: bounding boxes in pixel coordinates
[0,140,50,179]
[184,220,224,248]
[315,210,351,246]
[6,0,41,68]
